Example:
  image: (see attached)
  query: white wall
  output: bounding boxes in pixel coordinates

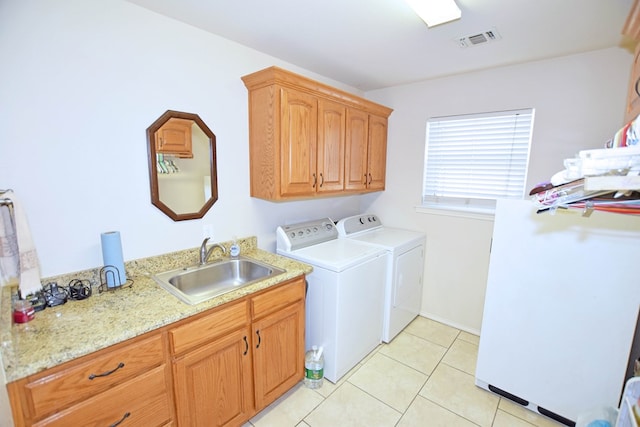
[0,4,370,421]
[362,47,632,334]
[0,0,631,332]
[0,0,364,279]
[0,0,632,375]
[0,1,633,424]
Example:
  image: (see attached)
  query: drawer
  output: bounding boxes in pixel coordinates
[33,365,172,427]
[23,333,165,420]
[170,300,248,355]
[251,276,305,320]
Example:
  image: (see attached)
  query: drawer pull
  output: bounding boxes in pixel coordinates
[109,411,130,427]
[88,362,125,380]
[255,330,261,349]
[243,336,249,355]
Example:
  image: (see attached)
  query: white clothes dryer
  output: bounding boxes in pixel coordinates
[276,218,387,383]
[336,214,426,343]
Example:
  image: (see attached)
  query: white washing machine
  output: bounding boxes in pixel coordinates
[336,214,426,343]
[276,217,387,383]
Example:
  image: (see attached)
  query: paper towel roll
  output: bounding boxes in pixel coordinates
[101,231,126,287]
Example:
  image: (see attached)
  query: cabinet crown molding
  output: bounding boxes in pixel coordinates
[242,66,393,118]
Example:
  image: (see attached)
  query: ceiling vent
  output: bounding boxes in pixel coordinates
[457,28,502,48]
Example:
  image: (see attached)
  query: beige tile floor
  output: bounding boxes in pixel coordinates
[246,316,565,427]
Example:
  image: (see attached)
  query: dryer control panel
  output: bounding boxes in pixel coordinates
[336,214,383,237]
[276,218,337,251]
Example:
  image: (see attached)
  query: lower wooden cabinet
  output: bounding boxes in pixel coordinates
[251,285,305,410]
[33,366,172,427]
[173,327,254,426]
[7,333,174,427]
[171,276,306,426]
[7,275,305,427]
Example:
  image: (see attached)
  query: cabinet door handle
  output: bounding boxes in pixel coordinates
[312,173,317,188]
[109,411,130,427]
[255,330,261,348]
[88,362,125,380]
[363,174,367,184]
[319,173,324,187]
[368,173,372,185]
[243,336,249,355]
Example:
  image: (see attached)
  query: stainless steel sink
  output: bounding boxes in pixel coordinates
[152,257,286,305]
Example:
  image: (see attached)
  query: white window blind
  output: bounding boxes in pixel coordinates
[422,108,534,211]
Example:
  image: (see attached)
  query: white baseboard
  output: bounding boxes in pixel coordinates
[419,311,481,337]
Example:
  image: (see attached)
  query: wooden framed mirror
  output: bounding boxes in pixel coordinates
[146,110,218,221]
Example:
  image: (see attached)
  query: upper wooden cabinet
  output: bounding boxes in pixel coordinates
[155,117,193,158]
[242,66,393,201]
[279,87,320,197]
[345,109,388,192]
[367,114,389,190]
[318,98,347,193]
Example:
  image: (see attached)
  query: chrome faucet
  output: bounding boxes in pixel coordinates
[199,237,227,265]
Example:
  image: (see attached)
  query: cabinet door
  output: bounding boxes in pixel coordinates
[367,114,388,191]
[280,87,318,197]
[173,327,254,427]
[252,301,305,410]
[344,108,369,191]
[317,99,346,193]
[156,118,193,158]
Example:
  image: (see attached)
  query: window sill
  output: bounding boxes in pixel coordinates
[415,205,495,221]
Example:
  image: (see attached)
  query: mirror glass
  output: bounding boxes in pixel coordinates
[146,110,218,221]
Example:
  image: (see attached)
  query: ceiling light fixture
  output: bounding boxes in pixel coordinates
[404,0,462,28]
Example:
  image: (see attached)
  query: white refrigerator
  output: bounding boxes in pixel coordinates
[476,199,640,425]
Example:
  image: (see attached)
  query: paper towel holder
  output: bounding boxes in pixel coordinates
[98,265,133,293]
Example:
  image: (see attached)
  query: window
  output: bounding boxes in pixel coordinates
[422,108,534,213]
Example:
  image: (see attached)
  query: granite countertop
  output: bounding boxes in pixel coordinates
[0,237,312,383]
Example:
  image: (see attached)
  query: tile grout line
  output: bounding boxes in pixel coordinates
[250,317,563,427]
[356,326,464,426]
